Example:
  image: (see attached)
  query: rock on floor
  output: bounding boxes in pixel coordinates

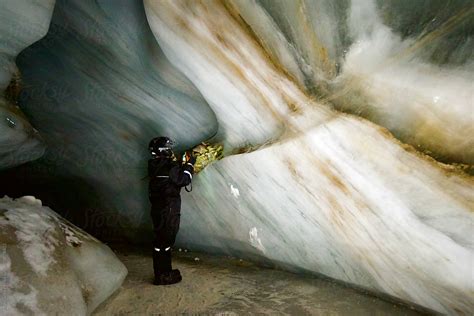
[0,196,127,315]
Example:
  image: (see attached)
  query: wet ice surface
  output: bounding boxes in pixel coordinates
[94,245,432,315]
[0,196,127,315]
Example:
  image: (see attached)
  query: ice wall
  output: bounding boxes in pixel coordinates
[1,0,472,313]
[144,1,473,313]
[145,0,334,152]
[15,0,217,235]
[0,0,55,169]
[178,118,473,314]
[229,0,474,165]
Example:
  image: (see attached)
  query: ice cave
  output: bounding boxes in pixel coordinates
[0,0,472,315]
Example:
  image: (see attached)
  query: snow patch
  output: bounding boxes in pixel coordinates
[0,196,127,314]
[0,197,59,276]
[249,227,265,253]
[0,246,44,315]
[17,196,42,207]
[59,222,83,247]
[230,184,240,198]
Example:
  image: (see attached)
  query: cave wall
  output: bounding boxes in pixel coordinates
[0,0,55,169]
[145,1,473,313]
[0,0,473,314]
[229,0,474,165]
[13,0,217,238]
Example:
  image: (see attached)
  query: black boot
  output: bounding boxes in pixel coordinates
[153,269,182,285]
[153,249,181,285]
[153,249,172,277]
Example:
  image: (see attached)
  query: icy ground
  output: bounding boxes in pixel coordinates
[94,245,434,315]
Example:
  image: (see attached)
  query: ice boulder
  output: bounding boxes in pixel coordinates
[0,196,127,315]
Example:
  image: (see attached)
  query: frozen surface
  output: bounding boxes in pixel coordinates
[0,0,472,314]
[145,0,334,152]
[16,0,217,234]
[95,246,429,315]
[230,0,474,164]
[0,196,127,315]
[178,117,474,314]
[334,0,474,164]
[0,0,54,169]
[145,1,474,314]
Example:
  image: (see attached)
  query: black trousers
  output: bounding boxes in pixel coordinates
[151,197,181,275]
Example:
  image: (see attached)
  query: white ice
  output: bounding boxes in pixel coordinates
[0,0,54,169]
[145,1,474,313]
[0,196,127,315]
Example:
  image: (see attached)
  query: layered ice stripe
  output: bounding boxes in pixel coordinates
[179,116,473,314]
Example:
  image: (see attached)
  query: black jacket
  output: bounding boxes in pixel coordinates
[148,157,194,202]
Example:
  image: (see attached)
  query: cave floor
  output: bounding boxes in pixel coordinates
[94,245,432,315]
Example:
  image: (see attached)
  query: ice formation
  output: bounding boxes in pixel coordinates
[16,0,217,236]
[145,1,473,313]
[0,196,127,315]
[0,0,54,169]
[229,0,474,164]
[178,117,473,314]
[0,0,473,314]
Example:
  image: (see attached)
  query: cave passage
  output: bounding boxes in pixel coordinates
[1,0,472,315]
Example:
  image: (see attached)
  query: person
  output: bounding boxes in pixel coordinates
[148,136,195,285]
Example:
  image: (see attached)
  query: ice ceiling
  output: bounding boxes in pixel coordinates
[0,0,473,314]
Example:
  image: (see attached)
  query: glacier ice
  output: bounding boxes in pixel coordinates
[0,0,54,169]
[178,116,473,314]
[0,196,127,315]
[334,0,474,164]
[15,0,217,235]
[229,0,474,164]
[145,1,473,313]
[0,0,472,314]
[145,0,334,151]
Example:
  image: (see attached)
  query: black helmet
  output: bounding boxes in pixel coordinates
[149,136,175,157]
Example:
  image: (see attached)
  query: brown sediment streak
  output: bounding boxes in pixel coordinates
[283,157,320,201]
[404,5,474,59]
[165,1,332,137]
[376,6,474,69]
[119,131,133,141]
[284,149,354,212]
[182,2,328,117]
[3,70,31,121]
[328,75,474,166]
[221,0,332,107]
[296,0,336,79]
[4,69,22,106]
[222,0,310,94]
[367,115,473,180]
[312,146,378,217]
[163,1,292,127]
[316,162,351,197]
[153,1,474,179]
[326,194,346,228]
[324,192,370,249]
